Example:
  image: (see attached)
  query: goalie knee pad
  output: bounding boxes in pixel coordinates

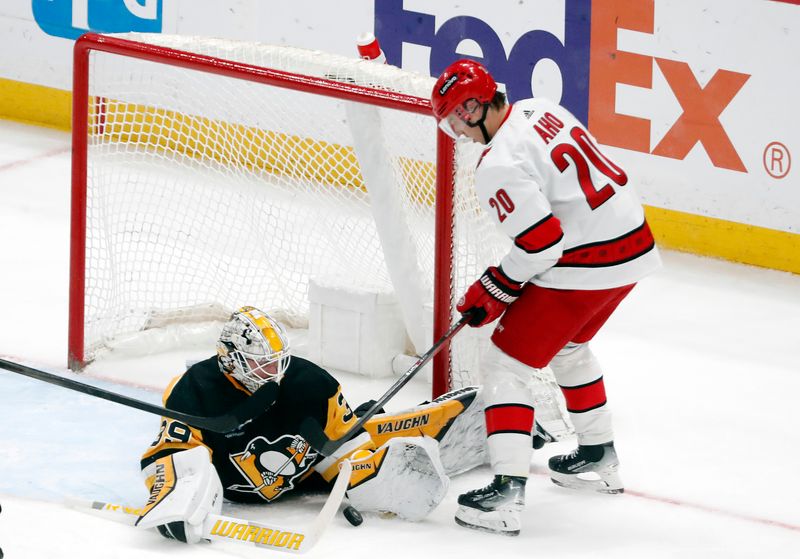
[345,437,449,521]
[137,445,223,543]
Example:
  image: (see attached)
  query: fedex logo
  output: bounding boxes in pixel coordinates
[32,0,162,41]
[376,0,750,172]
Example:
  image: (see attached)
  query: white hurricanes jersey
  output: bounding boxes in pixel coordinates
[474,97,661,289]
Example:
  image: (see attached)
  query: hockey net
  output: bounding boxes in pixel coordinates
[69,33,570,434]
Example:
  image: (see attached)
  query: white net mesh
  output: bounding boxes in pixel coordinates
[78,34,510,389]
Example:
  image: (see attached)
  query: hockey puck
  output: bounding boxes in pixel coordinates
[343,505,363,526]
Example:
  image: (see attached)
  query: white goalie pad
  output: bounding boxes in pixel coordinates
[345,436,449,522]
[364,386,487,476]
[137,445,223,542]
[429,386,488,476]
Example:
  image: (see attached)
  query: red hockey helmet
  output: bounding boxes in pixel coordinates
[430,59,497,122]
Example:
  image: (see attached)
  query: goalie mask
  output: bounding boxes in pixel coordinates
[217,306,291,392]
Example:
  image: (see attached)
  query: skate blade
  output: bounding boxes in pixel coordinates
[455,516,520,536]
[549,471,624,494]
[454,506,520,536]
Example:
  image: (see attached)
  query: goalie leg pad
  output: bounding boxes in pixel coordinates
[137,445,223,543]
[345,436,449,521]
[432,386,488,476]
[363,386,488,476]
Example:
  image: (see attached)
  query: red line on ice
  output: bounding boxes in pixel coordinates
[530,466,799,532]
[622,488,800,532]
[0,146,70,173]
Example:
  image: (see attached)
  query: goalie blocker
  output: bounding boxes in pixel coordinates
[138,446,222,543]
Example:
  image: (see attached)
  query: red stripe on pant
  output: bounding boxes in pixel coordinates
[560,377,607,413]
[485,404,535,436]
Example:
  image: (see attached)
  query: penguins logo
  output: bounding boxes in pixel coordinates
[228,434,317,501]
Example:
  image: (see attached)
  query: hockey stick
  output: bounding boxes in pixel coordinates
[300,315,471,456]
[65,459,352,554]
[0,358,278,433]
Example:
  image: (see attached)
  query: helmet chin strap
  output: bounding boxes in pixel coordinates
[466,103,492,143]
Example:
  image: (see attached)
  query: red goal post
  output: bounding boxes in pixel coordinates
[68,33,499,398]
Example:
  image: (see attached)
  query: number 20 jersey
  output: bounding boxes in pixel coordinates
[474,97,662,289]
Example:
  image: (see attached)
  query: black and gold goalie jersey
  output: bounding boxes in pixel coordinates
[141,355,357,504]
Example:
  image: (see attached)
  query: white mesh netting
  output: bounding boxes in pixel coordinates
[78,33,511,389]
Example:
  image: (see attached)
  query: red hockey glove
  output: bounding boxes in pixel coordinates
[457,266,524,327]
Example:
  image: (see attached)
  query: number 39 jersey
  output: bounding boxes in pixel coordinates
[140,355,357,504]
[474,97,662,289]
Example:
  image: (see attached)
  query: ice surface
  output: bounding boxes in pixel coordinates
[0,120,798,558]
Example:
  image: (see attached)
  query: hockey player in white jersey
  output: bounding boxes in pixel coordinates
[431,59,662,535]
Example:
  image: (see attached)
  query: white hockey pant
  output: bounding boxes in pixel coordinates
[549,342,613,446]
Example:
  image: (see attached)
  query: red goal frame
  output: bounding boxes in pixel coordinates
[68,33,458,398]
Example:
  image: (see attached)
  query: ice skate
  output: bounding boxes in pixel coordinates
[454,475,526,536]
[548,442,623,494]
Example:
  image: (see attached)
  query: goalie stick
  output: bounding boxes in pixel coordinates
[300,315,471,456]
[65,459,353,554]
[0,358,278,433]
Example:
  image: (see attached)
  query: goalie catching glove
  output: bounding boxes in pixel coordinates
[137,445,222,543]
[457,266,524,327]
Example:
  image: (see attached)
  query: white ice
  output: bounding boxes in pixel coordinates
[0,119,798,558]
